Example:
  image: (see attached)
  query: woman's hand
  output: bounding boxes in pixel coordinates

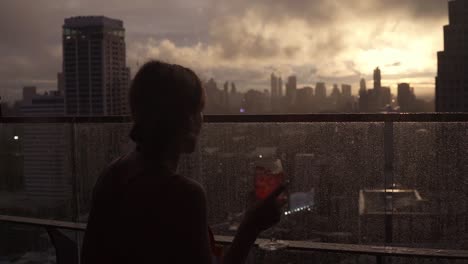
[224,185,287,264]
[243,185,287,234]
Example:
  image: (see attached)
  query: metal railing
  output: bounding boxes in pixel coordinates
[1,215,468,264]
[1,113,468,123]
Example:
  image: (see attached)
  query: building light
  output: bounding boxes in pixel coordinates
[13,136,19,140]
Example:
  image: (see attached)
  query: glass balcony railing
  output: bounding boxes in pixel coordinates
[1,114,468,264]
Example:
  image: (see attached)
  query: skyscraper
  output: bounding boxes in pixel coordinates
[296,87,313,112]
[229,82,243,113]
[57,72,64,93]
[360,78,367,92]
[63,16,130,116]
[341,84,352,98]
[204,78,224,113]
[381,86,392,107]
[22,86,37,105]
[330,84,342,106]
[20,87,70,201]
[372,67,391,109]
[397,83,416,112]
[436,0,468,112]
[315,82,327,100]
[270,74,282,112]
[278,77,283,97]
[286,76,297,106]
[270,73,278,97]
[359,92,369,112]
[230,82,237,94]
[373,67,382,90]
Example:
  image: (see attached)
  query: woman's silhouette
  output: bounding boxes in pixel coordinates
[81,61,285,264]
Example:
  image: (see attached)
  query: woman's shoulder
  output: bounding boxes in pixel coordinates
[172,175,206,197]
[116,151,206,197]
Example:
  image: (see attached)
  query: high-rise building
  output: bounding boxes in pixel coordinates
[229,82,243,113]
[315,82,327,100]
[223,81,230,107]
[22,86,37,105]
[0,123,23,191]
[20,88,70,201]
[372,67,391,109]
[359,93,369,112]
[204,78,224,114]
[436,0,468,112]
[278,77,283,97]
[341,84,352,98]
[63,16,130,116]
[296,87,313,112]
[270,74,283,112]
[21,90,65,116]
[373,67,382,90]
[330,84,342,104]
[270,73,278,97]
[230,82,237,94]
[360,78,367,92]
[285,75,297,106]
[397,83,416,112]
[340,84,354,111]
[381,87,392,107]
[244,89,269,113]
[57,72,64,93]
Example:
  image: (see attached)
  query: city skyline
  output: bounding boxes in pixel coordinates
[202,66,432,114]
[0,0,449,102]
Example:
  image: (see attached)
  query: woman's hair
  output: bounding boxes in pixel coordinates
[129,60,205,155]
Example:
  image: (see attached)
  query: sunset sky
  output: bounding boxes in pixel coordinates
[0,0,449,102]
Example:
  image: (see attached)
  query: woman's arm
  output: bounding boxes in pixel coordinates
[173,183,213,264]
[223,185,285,264]
[143,179,213,264]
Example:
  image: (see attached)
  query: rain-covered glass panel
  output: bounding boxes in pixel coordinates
[393,123,468,251]
[0,123,74,221]
[2,120,468,264]
[194,122,387,247]
[0,222,56,263]
[73,123,132,222]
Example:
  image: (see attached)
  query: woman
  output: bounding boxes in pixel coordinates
[81,61,285,264]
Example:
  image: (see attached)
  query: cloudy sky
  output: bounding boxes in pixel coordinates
[0,0,449,102]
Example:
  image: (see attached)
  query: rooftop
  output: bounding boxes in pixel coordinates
[63,16,124,29]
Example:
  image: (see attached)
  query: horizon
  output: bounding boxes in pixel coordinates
[0,0,450,103]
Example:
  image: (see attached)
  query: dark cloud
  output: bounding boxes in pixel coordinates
[344,61,362,76]
[386,62,402,67]
[0,1,64,99]
[217,0,447,26]
[0,0,449,101]
[373,0,448,19]
[211,19,282,59]
[207,0,447,61]
[0,0,212,100]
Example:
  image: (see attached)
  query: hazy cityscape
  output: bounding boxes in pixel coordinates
[1,0,468,264]
[3,1,468,116]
